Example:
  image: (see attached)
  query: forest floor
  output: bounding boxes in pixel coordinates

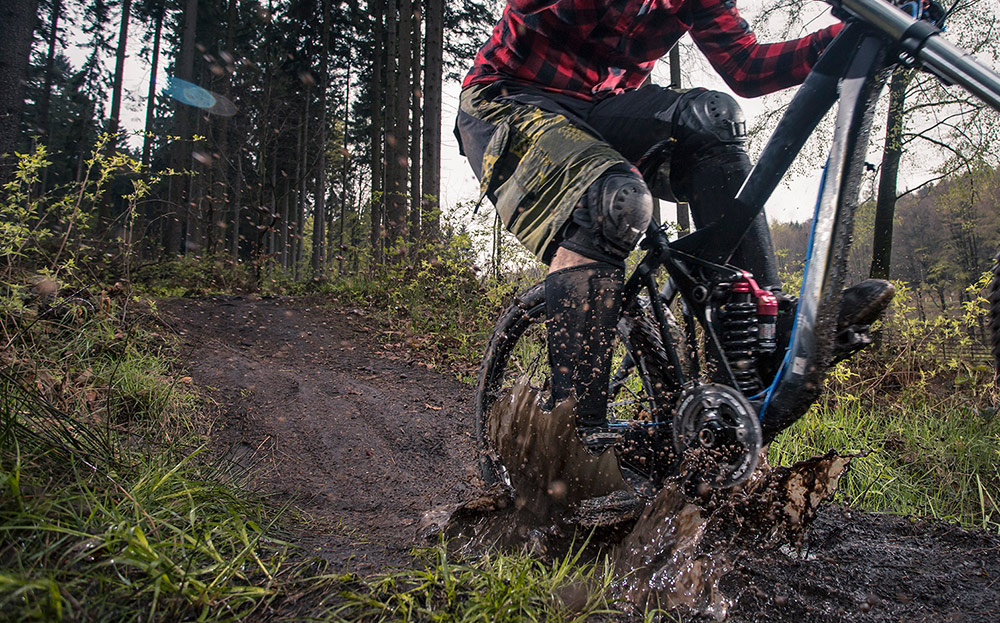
[160,295,1000,622]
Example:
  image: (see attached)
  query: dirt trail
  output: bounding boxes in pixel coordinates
[160,296,1000,621]
[160,295,480,573]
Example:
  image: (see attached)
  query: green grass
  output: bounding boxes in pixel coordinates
[324,544,621,623]
[770,380,1000,531]
[0,447,300,621]
[0,283,321,621]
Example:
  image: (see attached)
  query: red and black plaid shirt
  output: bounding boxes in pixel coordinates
[463,0,843,100]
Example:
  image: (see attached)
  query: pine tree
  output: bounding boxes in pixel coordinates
[0,0,40,182]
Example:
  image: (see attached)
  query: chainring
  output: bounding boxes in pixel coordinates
[672,383,762,489]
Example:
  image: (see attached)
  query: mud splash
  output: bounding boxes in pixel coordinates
[486,377,631,517]
[612,484,729,618]
[420,379,639,554]
[611,451,855,619]
[421,381,854,619]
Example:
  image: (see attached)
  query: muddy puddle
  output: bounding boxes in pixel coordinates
[422,380,853,619]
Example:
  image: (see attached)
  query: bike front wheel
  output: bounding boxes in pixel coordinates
[989,249,1000,384]
[473,283,680,486]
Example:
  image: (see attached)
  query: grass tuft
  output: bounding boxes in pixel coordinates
[324,542,619,623]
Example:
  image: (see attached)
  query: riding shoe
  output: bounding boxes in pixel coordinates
[838,279,895,328]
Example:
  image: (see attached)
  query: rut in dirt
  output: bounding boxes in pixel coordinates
[161,295,1000,622]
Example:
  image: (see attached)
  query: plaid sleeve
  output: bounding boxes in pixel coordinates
[689,0,843,98]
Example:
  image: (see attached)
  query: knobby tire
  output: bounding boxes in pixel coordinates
[989,249,1000,385]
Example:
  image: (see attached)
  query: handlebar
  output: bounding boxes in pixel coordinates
[829,0,1000,111]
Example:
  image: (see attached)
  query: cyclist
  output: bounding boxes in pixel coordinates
[456,0,895,450]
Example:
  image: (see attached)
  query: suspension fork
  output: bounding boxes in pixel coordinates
[759,32,891,440]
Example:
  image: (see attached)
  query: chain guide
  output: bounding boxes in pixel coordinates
[672,383,762,489]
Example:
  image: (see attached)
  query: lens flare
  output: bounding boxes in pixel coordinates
[164,77,237,117]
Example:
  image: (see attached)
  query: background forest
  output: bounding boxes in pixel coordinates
[1,0,494,277]
[3,0,1000,621]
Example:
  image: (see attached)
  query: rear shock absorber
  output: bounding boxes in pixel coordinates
[718,273,778,395]
[720,280,762,394]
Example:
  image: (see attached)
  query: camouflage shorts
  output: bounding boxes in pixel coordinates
[457,83,630,263]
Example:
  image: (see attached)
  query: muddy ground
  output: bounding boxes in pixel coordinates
[160,295,1000,622]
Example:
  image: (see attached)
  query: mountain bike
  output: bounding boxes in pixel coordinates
[474,0,1000,491]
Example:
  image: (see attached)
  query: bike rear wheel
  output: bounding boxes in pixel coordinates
[473,283,679,486]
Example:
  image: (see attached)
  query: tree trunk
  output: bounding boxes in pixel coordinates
[669,44,690,234]
[167,0,199,255]
[0,0,39,183]
[270,144,278,258]
[369,0,385,265]
[107,0,132,152]
[385,0,411,250]
[290,116,302,270]
[296,89,310,278]
[232,151,242,258]
[408,11,421,243]
[421,0,443,239]
[39,0,62,148]
[339,62,350,274]
[140,6,164,259]
[382,0,399,252]
[311,0,331,277]
[213,0,235,258]
[37,0,62,193]
[870,68,912,280]
[141,6,164,170]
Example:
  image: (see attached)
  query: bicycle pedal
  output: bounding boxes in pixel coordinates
[578,425,624,454]
[832,324,873,363]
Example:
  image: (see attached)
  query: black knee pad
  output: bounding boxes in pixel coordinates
[560,164,653,263]
[673,143,751,206]
[642,90,749,204]
[674,90,748,153]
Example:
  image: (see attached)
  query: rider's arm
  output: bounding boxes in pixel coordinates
[689,0,843,98]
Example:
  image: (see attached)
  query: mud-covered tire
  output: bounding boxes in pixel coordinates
[988,250,1000,384]
[473,284,546,485]
[473,283,680,486]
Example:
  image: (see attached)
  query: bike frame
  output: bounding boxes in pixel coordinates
[622,0,1000,441]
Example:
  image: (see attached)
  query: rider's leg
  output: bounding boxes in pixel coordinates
[545,164,653,444]
[670,91,782,289]
[588,87,781,289]
[546,251,623,425]
[682,146,781,289]
[456,84,653,437]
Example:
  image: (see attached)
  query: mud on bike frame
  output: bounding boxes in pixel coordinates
[622,0,1000,443]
